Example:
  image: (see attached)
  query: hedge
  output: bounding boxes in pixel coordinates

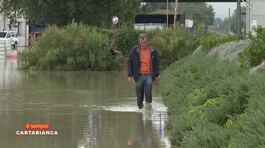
[20,23,242,71]
[200,33,243,53]
[160,54,265,147]
[21,23,122,71]
[21,24,202,71]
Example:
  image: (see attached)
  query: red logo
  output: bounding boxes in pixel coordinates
[24,124,50,130]
[16,123,58,136]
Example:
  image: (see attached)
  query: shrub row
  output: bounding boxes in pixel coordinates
[113,26,200,69]
[21,23,122,71]
[199,33,243,53]
[160,54,265,147]
[21,22,241,71]
[149,28,200,70]
[239,26,265,67]
[21,24,202,71]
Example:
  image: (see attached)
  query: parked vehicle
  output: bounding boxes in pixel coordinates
[0,30,19,50]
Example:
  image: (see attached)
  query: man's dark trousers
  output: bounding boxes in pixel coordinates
[136,74,152,108]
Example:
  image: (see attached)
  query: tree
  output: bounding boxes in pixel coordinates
[221,9,244,34]
[178,3,215,26]
[140,2,175,14]
[0,0,25,29]
[0,0,141,28]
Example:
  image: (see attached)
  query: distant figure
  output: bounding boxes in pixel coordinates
[127,33,160,109]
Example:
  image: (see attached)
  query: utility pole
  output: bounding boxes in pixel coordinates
[228,8,231,33]
[3,13,6,31]
[166,0,169,28]
[4,40,7,59]
[173,0,178,30]
[237,0,241,35]
[25,20,28,48]
[242,0,251,33]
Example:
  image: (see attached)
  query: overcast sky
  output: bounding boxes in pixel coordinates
[207,2,237,20]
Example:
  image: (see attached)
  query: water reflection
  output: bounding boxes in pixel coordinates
[0,58,169,148]
[77,110,168,148]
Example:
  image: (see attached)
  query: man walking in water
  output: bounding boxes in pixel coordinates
[127,33,160,109]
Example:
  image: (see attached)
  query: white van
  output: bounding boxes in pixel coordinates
[0,31,19,50]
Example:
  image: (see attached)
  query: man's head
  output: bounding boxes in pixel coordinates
[138,33,148,48]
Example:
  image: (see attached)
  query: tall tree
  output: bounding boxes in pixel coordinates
[178,3,215,26]
[0,0,25,29]
[0,0,141,28]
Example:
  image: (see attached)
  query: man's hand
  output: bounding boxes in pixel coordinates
[154,77,160,85]
[128,76,133,84]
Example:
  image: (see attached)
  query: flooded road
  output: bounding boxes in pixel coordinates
[0,57,170,148]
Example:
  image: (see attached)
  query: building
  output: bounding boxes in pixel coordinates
[134,7,186,30]
[134,13,185,30]
[0,13,29,49]
[246,0,265,33]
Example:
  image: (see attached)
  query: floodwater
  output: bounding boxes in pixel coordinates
[0,57,170,148]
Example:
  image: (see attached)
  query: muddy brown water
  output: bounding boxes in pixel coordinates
[0,58,170,148]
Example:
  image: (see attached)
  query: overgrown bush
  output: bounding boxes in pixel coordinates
[113,26,200,69]
[149,28,199,69]
[112,26,142,56]
[182,121,230,148]
[21,24,200,71]
[239,26,265,67]
[200,33,242,53]
[229,73,265,148]
[21,23,122,70]
[160,54,253,147]
[21,23,241,71]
